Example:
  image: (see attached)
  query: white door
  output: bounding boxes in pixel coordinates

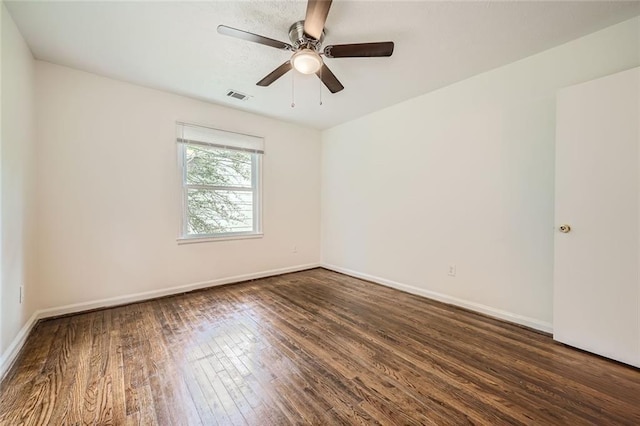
[554,67,640,367]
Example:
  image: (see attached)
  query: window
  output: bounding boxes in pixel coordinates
[177,122,263,241]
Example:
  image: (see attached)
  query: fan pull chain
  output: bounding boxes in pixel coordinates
[319,67,323,106]
[291,70,295,108]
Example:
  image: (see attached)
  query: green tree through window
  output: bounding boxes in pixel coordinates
[180,143,261,237]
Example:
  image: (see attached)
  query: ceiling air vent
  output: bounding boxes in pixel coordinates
[226,90,250,101]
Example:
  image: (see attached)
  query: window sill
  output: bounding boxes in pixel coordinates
[177,233,264,245]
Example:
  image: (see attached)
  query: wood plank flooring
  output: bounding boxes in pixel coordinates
[1,268,639,425]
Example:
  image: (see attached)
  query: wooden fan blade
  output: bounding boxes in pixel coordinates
[257,62,293,86]
[316,63,344,93]
[303,0,332,40]
[217,25,293,51]
[324,42,395,58]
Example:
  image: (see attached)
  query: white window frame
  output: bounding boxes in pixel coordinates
[176,123,263,243]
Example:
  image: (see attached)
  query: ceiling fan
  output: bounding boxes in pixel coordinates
[217,0,394,94]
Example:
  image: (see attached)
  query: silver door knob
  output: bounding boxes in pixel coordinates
[559,224,571,233]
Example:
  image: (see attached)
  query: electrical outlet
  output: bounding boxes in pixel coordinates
[448,264,456,277]
[19,285,24,303]
[292,245,298,253]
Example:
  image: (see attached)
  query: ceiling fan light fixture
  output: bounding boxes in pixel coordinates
[291,48,323,74]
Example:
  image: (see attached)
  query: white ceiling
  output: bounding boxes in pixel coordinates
[6,1,640,129]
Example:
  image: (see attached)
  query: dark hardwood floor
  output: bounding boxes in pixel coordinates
[1,268,639,425]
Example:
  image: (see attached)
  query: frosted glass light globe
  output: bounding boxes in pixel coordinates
[291,49,323,74]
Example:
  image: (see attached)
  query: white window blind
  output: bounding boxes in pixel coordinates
[176,122,264,154]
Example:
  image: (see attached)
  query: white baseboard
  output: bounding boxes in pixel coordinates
[321,263,553,334]
[37,263,321,319]
[0,262,320,381]
[0,311,39,382]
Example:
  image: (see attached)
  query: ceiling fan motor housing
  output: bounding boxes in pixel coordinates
[289,20,324,51]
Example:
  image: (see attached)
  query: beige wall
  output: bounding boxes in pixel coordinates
[35,61,321,311]
[1,3,37,355]
[321,17,640,331]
